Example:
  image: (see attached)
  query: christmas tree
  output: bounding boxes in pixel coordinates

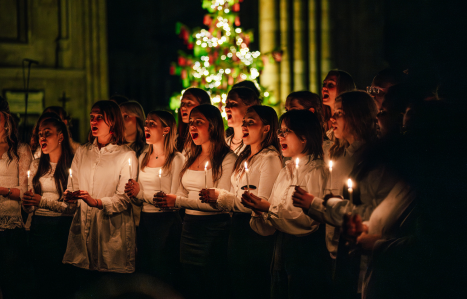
[169,0,281,117]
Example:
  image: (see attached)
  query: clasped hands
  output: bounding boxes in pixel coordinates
[342,213,381,251]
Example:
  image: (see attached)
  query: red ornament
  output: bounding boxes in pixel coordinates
[233,3,240,12]
[203,15,211,26]
[181,69,187,79]
[169,65,175,75]
[228,75,234,85]
[178,57,186,66]
[188,43,193,50]
[235,16,241,26]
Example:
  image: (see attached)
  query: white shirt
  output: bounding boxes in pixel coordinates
[250,156,326,237]
[217,146,282,213]
[26,159,72,217]
[0,143,32,230]
[175,152,237,215]
[226,135,247,155]
[39,140,138,273]
[134,149,185,213]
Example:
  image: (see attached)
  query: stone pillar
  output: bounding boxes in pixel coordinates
[280,0,291,102]
[293,0,306,91]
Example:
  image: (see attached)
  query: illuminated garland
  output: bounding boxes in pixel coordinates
[169,0,282,116]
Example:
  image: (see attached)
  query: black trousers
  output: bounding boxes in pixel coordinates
[271,225,333,299]
[136,211,182,288]
[228,212,275,299]
[180,213,230,299]
[30,215,73,299]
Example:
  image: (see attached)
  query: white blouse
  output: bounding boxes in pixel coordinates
[217,146,282,213]
[0,143,32,230]
[250,156,327,237]
[26,159,72,217]
[133,149,185,213]
[175,152,237,215]
[38,140,138,273]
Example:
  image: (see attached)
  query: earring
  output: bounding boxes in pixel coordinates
[163,134,165,137]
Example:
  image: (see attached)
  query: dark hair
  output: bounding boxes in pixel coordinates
[109,94,130,105]
[141,110,178,172]
[286,91,324,127]
[323,70,356,125]
[119,101,146,157]
[43,106,70,122]
[0,97,19,164]
[88,100,126,145]
[176,87,212,151]
[329,91,377,158]
[180,105,230,184]
[31,111,63,153]
[33,117,73,198]
[234,105,282,173]
[232,80,261,97]
[383,83,412,114]
[279,110,324,160]
[372,68,406,88]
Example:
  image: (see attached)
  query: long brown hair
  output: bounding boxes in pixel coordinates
[322,70,356,126]
[0,97,19,165]
[176,87,212,151]
[234,105,281,174]
[225,86,261,140]
[180,105,230,184]
[329,91,377,159]
[286,91,324,127]
[141,111,178,172]
[119,101,146,157]
[33,117,73,199]
[87,100,126,145]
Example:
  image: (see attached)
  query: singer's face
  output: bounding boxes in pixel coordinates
[180,94,200,124]
[225,93,250,128]
[90,108,111,138]
[322,74,338,107]
[330,101,351,140]
[120,107,137,141]
[241,110,269,146]
[144,114,167,145]
[189,111,210,146]
[278,122,306,159]
[38,122,63,155]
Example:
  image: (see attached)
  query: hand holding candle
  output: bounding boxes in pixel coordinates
[244,161,250,192]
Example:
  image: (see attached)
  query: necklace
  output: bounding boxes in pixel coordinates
[197,154,209,169]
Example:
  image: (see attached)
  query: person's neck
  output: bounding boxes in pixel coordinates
[125,133,136,144]
[291,152,306,161]
[150,142,165,158]
[249,142,262,158]
[200,141,212,157]
[232,126,243,142]
[97,134,112,149]
[345,134,356,145]
[48,148,62,163]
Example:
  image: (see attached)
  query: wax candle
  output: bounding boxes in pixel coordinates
[27,170,33,194]
[244,161,250,192]
[329,160,333,191]
[128,158,132,180]
[295,158,299,185]
[347,178,353,203]
[204,162,209,189]
[159,168,162,192]
[69,168,73,192]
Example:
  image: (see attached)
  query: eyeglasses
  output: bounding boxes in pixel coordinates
[366,86,387,95]
[277,128,292,138]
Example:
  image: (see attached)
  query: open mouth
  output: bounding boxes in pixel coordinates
[323,94,329,100]
[332,125,337,131]
[41,143,47,149]
[191,132,199,139]
[182,112,188,117]
[242,132,249,138]
[227,114,232,120]
[91,126,98,132]
[281,143,288,150]
[145,133,151,139]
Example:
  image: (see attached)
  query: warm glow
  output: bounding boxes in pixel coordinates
[244,161,249,171]
[205,162,209,170]
[69,169,72,178]
[128,158,131,166]
[159,168,162,178]
[295,158,299,169]
[329,160,333,171]
[347,178,353,189]
[27,170,30,178]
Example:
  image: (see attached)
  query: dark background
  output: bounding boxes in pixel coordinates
[107,0,465,113]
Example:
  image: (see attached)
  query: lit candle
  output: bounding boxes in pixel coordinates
[159,168,162,192]
[204,162,209,189]
[69,168,73,192]
[128,158,132,180]
[295,158,299,186]
[347,178,353,203]
[27,170,33,194]
[244,161,250,193]
[329,160,333,191]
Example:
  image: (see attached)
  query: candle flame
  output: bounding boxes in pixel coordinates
[329,160,333,169]
[159,168,162,177]
[27,170,30,178]
[295,158,299,169]
[244,161,248,171]
[128,158,131,166]
[347,178,353,189]
[69,168,72,177]
[205,161,209,170]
